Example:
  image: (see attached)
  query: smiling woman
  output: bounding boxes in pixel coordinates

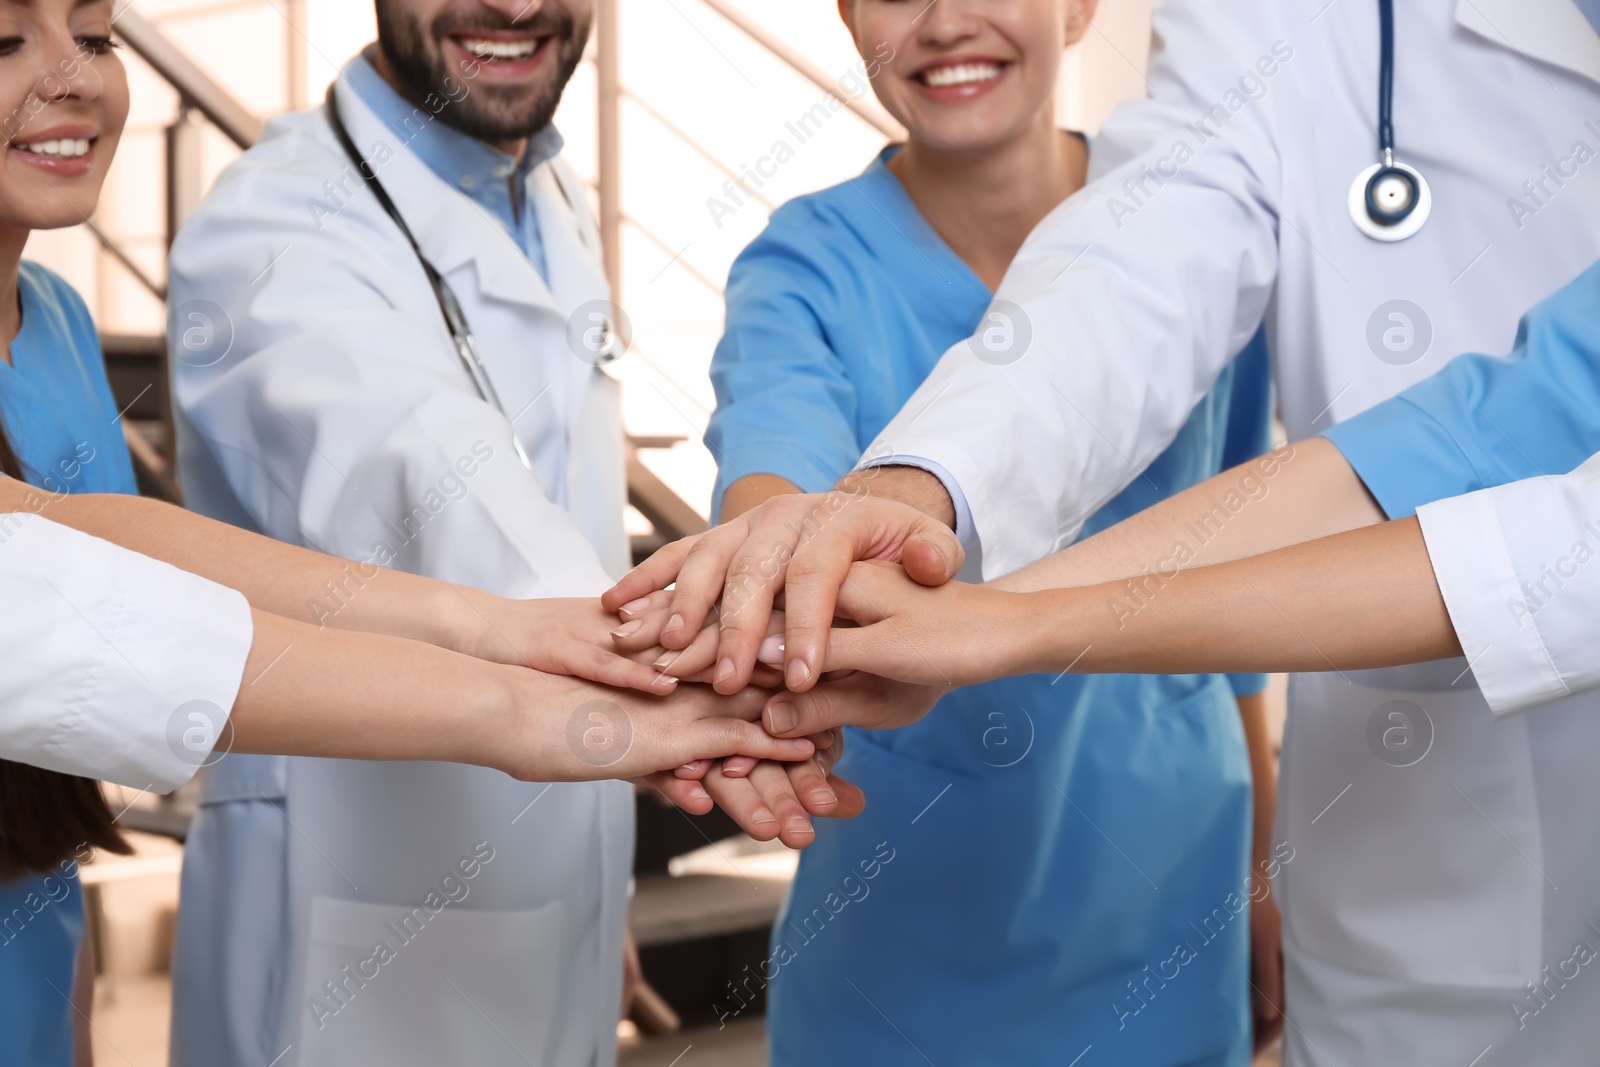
[0,0,139,1062]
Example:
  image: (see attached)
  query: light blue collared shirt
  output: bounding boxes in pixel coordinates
[345,52,561,282]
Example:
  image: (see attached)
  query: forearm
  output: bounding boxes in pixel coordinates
[1018,516,1461,675]
[1,479,480,650]
[993,438,1384,593]
[228,608,524,770]
[1237,692,1277,869]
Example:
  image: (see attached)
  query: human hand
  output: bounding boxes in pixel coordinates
[656,730,866,848]
[501,672,815,783]
[452,591,684,694]
[599,482,963,698]
[1250,871,1285,1051]
[770,560,1027,689]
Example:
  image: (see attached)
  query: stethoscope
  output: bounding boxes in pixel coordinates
[323,86,624,472]
[1348,0,1430,241]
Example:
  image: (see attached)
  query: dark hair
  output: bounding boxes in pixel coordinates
[0,419,130,882]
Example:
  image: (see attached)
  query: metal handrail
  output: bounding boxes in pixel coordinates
[112,7,261,149]
[618,86,777,213]
[86,219,166,302]
[693,0,901,140]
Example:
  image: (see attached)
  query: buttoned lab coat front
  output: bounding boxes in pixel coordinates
[863,0,1600,1062]
[167,68,633,1067]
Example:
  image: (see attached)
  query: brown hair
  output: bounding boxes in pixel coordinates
[0,419,131,882]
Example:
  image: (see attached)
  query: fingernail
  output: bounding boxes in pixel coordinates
[752,807,778,827]
[664,613,685,634]
[785,659,812,690]
[785,815,815,836]
[758,635,784,664]
[689,788,709,804]
[814,786,838,806]
[678,763,699,773]
[657,675,679,688]
[611,619,643,638]
[654,652,679,670]
[619,597,652,618]
[767,701,798,735]
[714,658,736,686]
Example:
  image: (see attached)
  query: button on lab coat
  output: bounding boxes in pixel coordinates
[167,64,632,1067]
[863,0,1600,1062]
[0,512,251,791]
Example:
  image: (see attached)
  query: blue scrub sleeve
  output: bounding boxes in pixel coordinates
[1323,259,1600,517]
[706,238,864,523]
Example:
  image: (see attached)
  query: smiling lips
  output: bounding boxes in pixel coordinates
[919,61,1006,89]
[9,128,96,177]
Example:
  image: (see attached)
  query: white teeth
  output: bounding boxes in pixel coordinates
[460,36,538,60]
[15,138,90,158]
[922,62,1004,88]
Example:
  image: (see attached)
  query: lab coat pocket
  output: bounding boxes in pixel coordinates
[295,894,566,1067]
[1280,664,1543,987]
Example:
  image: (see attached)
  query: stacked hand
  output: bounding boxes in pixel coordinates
[581,488,1010,846]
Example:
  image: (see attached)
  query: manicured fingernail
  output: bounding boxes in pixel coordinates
[752,807,778,827]
[785,659,811,690]
[678,763,699,773]
[767,701,798,735]
[714,658,736,686]
[785,816,815,836]
[611,619,643,638]
[689,788,709,804]
[758,635,784,664]
[664,613,685,634]
[620,597,652,617]
[654,651,679,669]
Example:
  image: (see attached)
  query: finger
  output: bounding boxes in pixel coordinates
[763,686,852,738]
[721,755,758,778]
[570,642,680,694]
[610,605,671,651]
[633,773,712,815]
[825,772,866,819]
[901,527,963,586]
[662,534,744,651]
[616,589,672,622]
[700,765,782,842]
[603,536,700,613]
[652,623,722,681]
[772,524,859,694]
[744,760,818,848]
[673,760,712,779]
[777,755,840,817]
[689,719,816,763]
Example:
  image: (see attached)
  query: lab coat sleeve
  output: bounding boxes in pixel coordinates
[1416,451,1600,716]
[705,217,864,522]
[0,512,252,791]
[169,131,614,599]
[1323,260,1600,517]
[860,0,1287,578]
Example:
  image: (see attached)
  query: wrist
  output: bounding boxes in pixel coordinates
[1011,587,1098,676]
[841,465,955,529]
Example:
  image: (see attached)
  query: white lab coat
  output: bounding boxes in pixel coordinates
[167,66,633,1067]
[1421,450,1600,717]
[0,511,251,791]
[868,0,1600,1061]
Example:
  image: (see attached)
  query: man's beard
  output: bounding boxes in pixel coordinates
[375,2,590,144]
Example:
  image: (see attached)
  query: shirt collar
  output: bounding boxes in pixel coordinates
[344,50,563,214]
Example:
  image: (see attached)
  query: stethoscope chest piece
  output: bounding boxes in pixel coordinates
[1348,156,1431,241]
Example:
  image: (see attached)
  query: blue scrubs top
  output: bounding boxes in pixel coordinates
[1323,258,1600,515]
[707,148,1270,1066]
[0,262,137,1067]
